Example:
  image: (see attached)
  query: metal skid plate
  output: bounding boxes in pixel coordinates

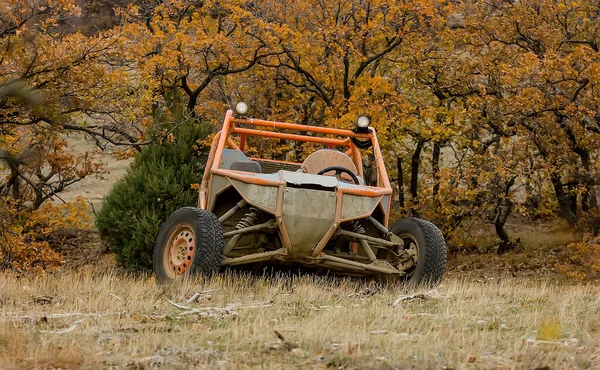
[282,187,336,256]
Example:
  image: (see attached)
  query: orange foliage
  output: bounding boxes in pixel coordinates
[0,197,90,272]
[559,234,600,280]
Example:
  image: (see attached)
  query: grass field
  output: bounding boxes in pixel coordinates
[1,269,598,369]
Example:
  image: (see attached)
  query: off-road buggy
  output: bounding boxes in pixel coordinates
[153,104,446,285]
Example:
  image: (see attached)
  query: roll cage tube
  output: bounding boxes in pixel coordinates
[198,110,392,208]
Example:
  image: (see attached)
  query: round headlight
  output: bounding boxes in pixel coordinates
[235,101,249,115]
[356,115,370,128]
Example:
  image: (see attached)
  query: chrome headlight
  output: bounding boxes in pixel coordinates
[235,101,249,115]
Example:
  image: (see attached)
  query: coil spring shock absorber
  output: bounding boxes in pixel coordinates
[224,208,259,255]
[235,208,259,230]
[349,219,365,234]
[346,220,364,255]
[347,219,376,261]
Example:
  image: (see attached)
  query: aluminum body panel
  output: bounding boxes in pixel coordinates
[207,175,231,211]
[282,187,336,255]
[381,195,390,213]
[341,194,383,220]
[230,179,278,213]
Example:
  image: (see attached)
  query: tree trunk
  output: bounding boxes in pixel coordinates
[580,151,598,212]
[410,139,425,200]
[432,141,441,200]
[495,199,514,254]
[396,156,405,212]
[496,178,516,254]
[550,174,578,227]
[567,183,578,217]
[409,139,425,217]
[582,191,590,213]
[8,169,19,200]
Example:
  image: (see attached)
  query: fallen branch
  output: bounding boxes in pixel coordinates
[40,319,84,334]
[26,296,54,305]
[525,338,579,346]
[369,329,389,335]
[109,293,125,304]
[271,330,298,350]
[165,297,193,310]
[2,311,126,322]
[186,289,218,304]
[165,296,272,318]
[392,289,441,306]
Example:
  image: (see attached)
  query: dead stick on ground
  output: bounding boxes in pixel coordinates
[392,290,441,306]
[186,289,219,304]
[273,330,297,349]
[110,293,125,304]
[165,297,193,310]
[40,319,84,334]
[2,311,126,322]
[166,296,272,313]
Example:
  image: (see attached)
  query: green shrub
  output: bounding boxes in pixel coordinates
[96,122,210,270]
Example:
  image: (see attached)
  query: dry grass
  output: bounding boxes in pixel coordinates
[0,270,598,369]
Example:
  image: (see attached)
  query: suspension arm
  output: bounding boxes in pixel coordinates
[337,229,399,247]
[222,221,277,237]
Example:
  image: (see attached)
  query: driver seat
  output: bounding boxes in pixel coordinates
[301,149,364,184]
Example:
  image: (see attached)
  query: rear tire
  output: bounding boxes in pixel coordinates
[153,207,223,282]
[389,217,446,286]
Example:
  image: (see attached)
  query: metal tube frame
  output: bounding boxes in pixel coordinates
[198,110,400,276]
[218,200,248,224]
[337,229,398,247]
[222,221,277,238]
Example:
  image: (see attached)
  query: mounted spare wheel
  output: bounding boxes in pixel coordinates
[389,217,447,286]
[153,207,223,282]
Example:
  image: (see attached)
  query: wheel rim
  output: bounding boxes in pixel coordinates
[163,224,196,279]
[396,233,420,279]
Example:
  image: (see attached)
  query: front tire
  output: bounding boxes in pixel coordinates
[153,207,223,282]
[389,217,447,286]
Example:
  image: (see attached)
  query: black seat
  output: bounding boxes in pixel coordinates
[230,161,262,173]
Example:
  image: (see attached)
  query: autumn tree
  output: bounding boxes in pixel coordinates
[1,0,159,210]
[4,0,600,272]
[118,0,277,118]
[0,0,158,270]
[465,0,600,228]
[232,0,599,244]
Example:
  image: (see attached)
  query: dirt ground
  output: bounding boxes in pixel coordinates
[52,228,577,284]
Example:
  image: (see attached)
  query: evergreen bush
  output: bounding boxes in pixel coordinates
[96,121,210,270]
